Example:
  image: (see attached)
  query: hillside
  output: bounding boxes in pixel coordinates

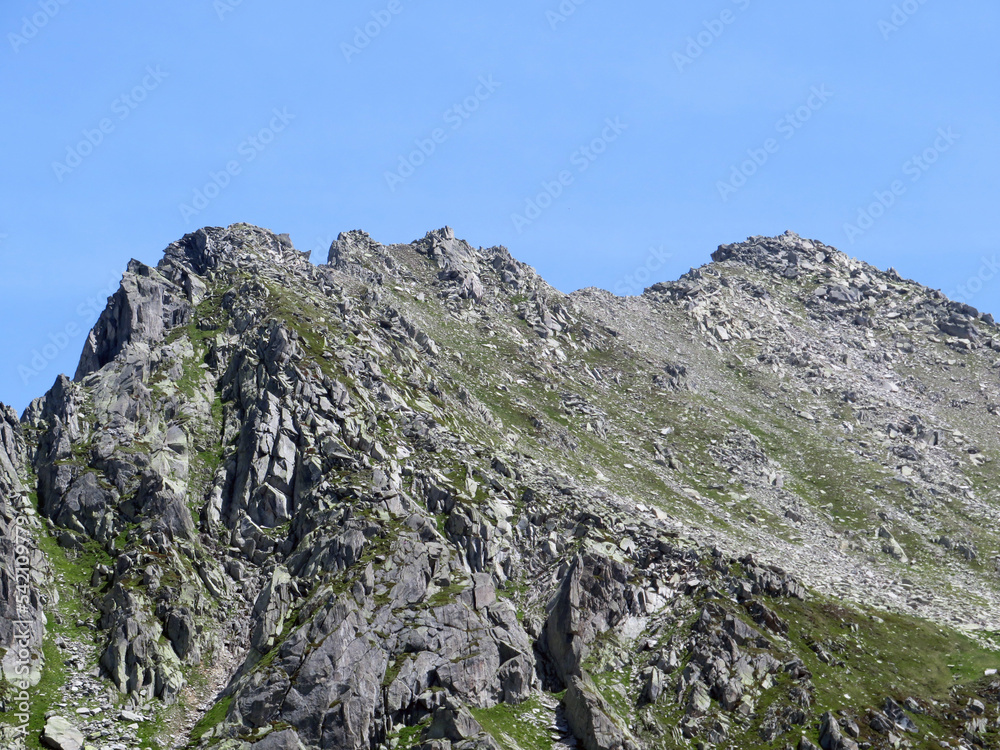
[1,225,999,750]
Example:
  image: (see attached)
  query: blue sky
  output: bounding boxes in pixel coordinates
[1,0,997,411]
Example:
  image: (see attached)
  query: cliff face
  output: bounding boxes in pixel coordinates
[2,224,1000,750]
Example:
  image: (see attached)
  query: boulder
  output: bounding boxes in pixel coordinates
[41,716,84,750]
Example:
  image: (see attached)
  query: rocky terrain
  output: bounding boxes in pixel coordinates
[1,224,999,750]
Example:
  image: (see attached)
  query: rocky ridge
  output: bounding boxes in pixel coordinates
[0,225,998,750]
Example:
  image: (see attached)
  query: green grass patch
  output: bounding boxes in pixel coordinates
[427,579,467,608]
[769,593,1000,711]
[189,695,233,743]
[471,697,554,750]
[388,722,425,750]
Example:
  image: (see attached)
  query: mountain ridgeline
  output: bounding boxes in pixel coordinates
[1,225,1000,750]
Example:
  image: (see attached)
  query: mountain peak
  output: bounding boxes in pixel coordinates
[326,229,381,268]
[7,225,1000,750]
[164,224,312,277]
[710,230,847,276]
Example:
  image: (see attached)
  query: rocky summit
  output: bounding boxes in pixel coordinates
[2,224,1000,750]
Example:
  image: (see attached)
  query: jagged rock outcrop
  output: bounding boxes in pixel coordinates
[75,260,194,381]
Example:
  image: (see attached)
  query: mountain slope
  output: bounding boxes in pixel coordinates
[1,224,998,750]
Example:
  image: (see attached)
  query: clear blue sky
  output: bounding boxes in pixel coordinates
[1,0,998,411]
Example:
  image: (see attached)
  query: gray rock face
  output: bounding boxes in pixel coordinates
[327,229,385,269]
[0,405,25,494]
[545,553,636,682]
[125,472,195,541]
[75,259,193,381]
[426,705,484,742]
[883,697,918,733]
[7,224,1000,750]
[49,472,114,542]
[819,711,859,750]
[98,582,185,701]
[248,564,292,655]
[165,607,196,659]
[251,729,308,750]
[565,674,631,750]
[415,227,486,304]
[542,553,648,749]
